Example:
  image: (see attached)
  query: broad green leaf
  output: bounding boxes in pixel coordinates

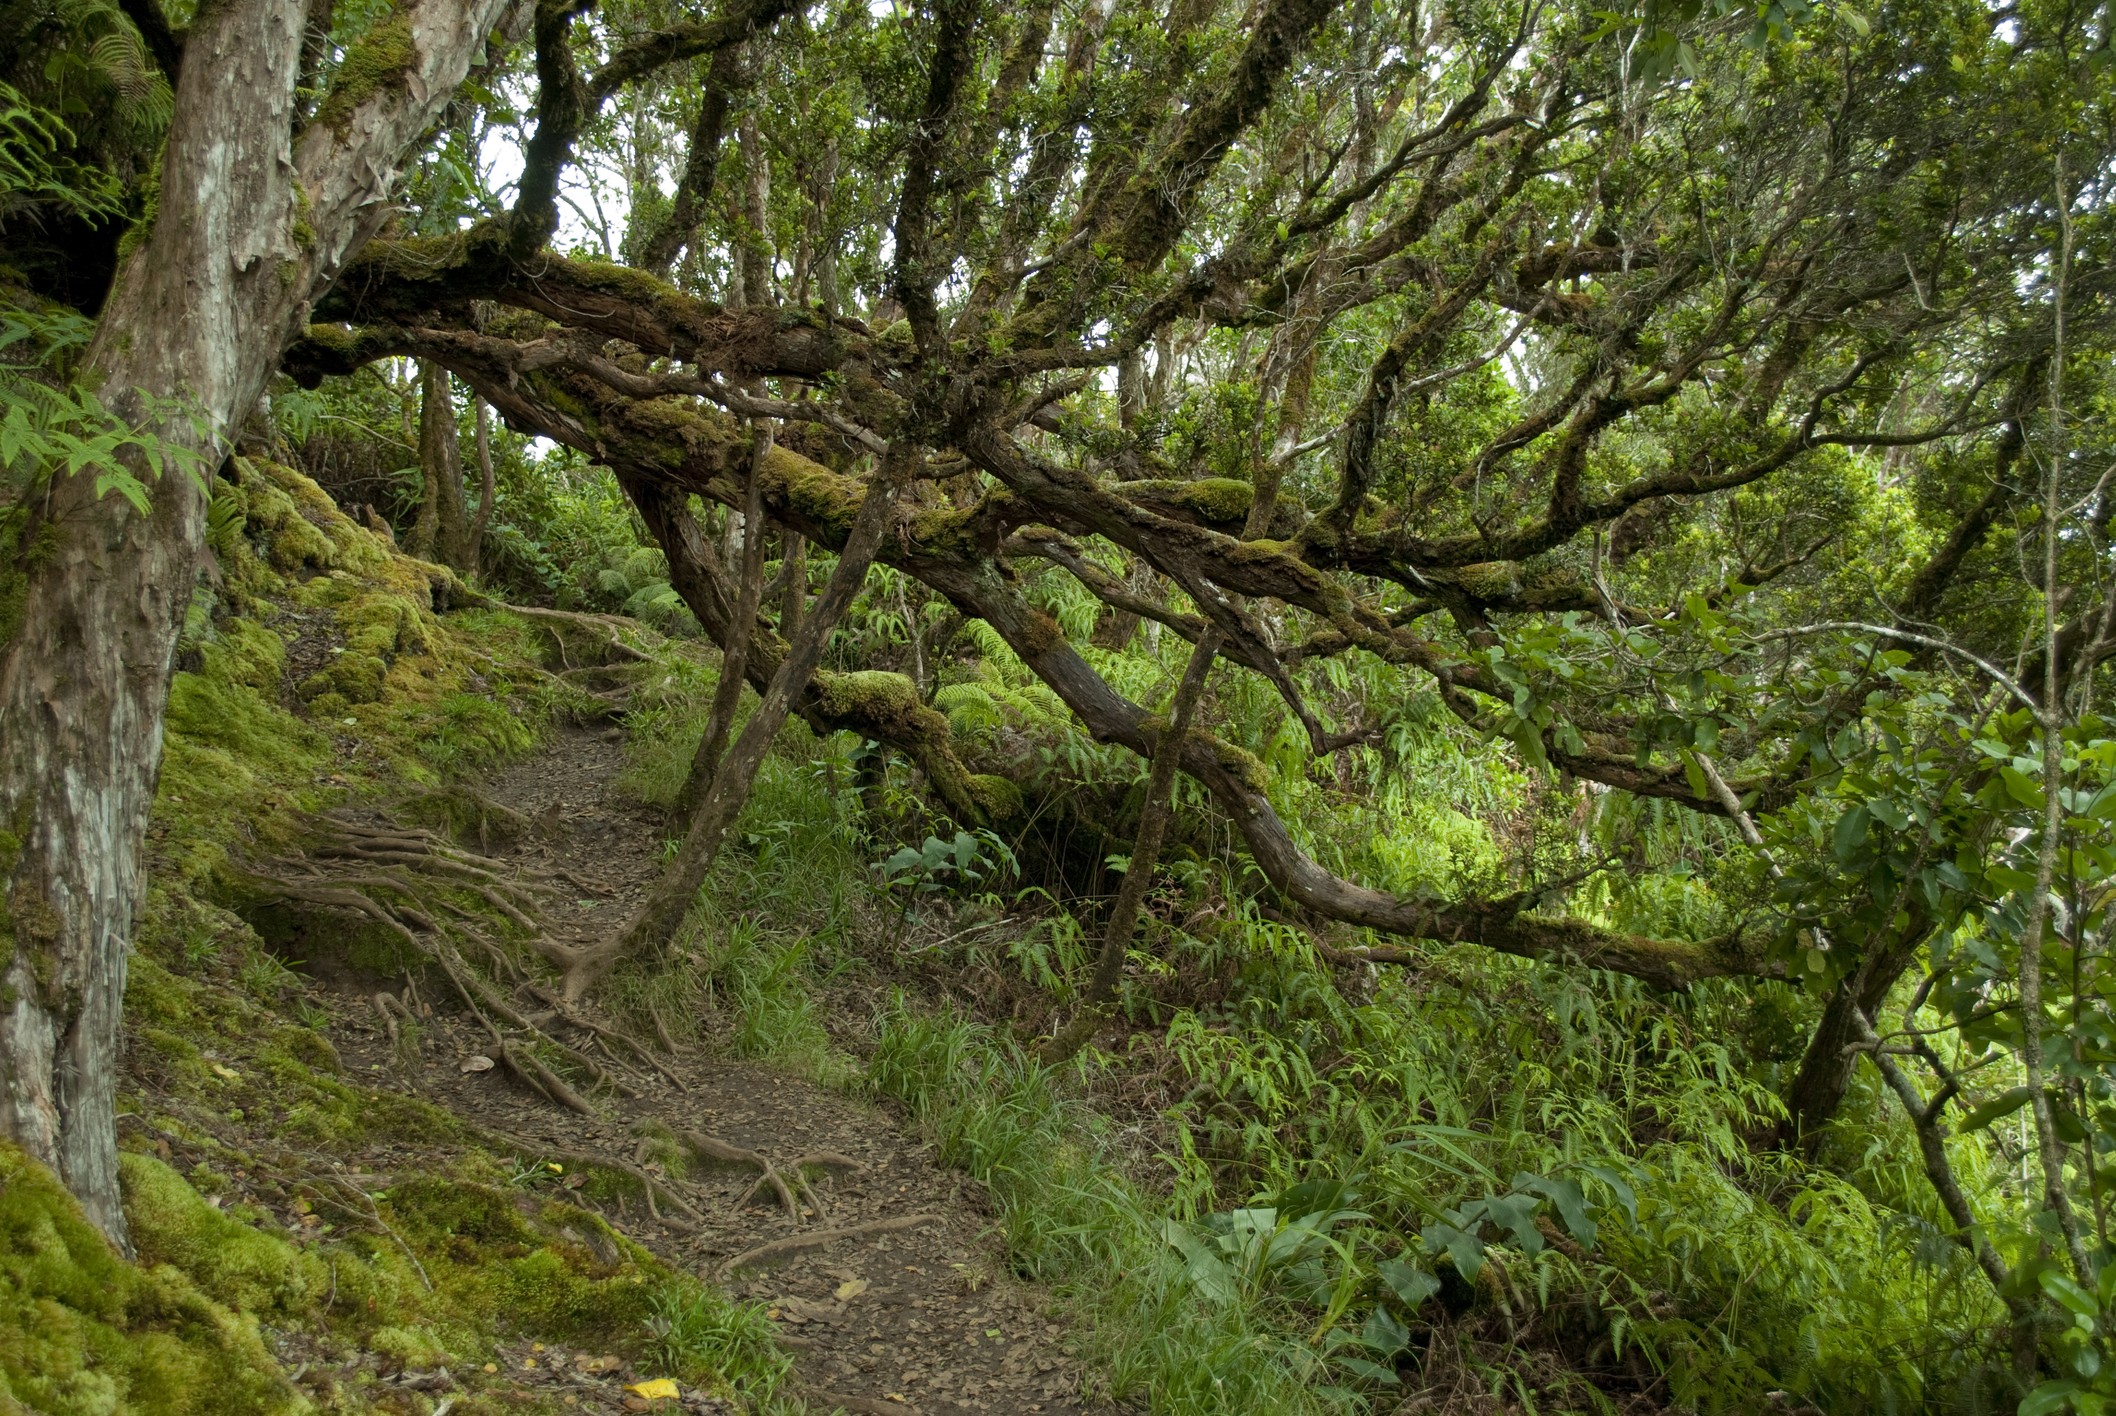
[1377,1259,1440,1310]
[1422,1221,1484,1282]
[1832,805,1871,862]
[1958,1085,2033,1134]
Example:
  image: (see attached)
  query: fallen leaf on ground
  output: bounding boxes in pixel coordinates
[624,1377,680,1399]
[835,1278,870,1301]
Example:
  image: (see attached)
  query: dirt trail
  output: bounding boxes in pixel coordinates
[319,728,1099,1416]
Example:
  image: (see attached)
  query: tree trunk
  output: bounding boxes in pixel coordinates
[559,464,901,998]
[467,395,495,577]
[673,456,766,821]
[410,359,472,569]
[777,532,806,639]
[0,0,508,1246]
[1780,918,1936,1145]
[1040,627,1221,1066]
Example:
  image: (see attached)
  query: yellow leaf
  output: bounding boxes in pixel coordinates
[835,1278,870,1301]
[625,1378,680,1400]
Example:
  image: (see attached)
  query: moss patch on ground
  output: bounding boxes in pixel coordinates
[154,458,587,893]
[0,1141,304,1416]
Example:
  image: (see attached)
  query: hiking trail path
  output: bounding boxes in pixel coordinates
[314,727,1106,1416]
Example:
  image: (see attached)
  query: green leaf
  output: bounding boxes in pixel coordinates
[1422,1222,1484,1281]
[2020,1380,2082,1416]
[1162,1218,1237,1306]
[2039,1269,2101,1321]
[1867,796,1908,830]
[1681,750,1710,802]
[1832,805,1871,862]
[2001,765,2045,810]
[1377,1259,1440,1310]
[1478,1192,1541,1256]
[1521,1174,1597,1248]
[1334,1356,1400,1385]
[1959,1085,2033,1134]
[1360,1305,1412,1357]
[1579,1164,1638,1228]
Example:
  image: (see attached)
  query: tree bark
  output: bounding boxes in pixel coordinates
[468,394,496,577]
[674,449,767,820]
[558,461,901,998]
[1779,919,1933,1145]
[1040,627,1221,1066]
[410,359,472,569]
[0,0,509,1246]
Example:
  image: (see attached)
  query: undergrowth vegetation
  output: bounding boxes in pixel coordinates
[571,600,2027,1413]
[9,0,2116,1408]
[667,734,2022,1416]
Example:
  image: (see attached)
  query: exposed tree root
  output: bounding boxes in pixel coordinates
[318,1175,433,1290]
[484,1130,706,1231]
[678,1134,866,1221]
[482,601,656,667]
[720,1213,941,1276]
[645,998,682,1056]
[518,982,685,1089]
[680,1131,803,1218]
[241,810,660,1119]
[370,991,416,1048]
[397,784,532,851]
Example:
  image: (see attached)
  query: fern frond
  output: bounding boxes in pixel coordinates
[934,682,1007,735]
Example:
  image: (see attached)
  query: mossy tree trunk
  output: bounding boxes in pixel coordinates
[0,0,509,1247]
[467,395,495,577]
[409,359,473,571]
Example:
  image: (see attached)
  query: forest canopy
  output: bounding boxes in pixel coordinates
[3,0,2116,1407]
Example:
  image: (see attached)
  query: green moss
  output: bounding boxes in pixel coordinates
[564,258,685,309]
[905,504,983,553]
[967,774,1024,821]
[289,184,316,253]
[122,1153,330,1321]
[0,1142,303,1416]
[1017,609,1064,658]
[1170,477,1256,523]
[813,670,945,745]
[97,454,789,1407]
[313,10,415,132]
[758,447,867,539]
[366,1325,449,1370]
[1213,737,1271,792]
[157,641,329,887]
[1452,562,1523,600]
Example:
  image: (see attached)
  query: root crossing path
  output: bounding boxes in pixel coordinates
[317,729,1106,1416]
